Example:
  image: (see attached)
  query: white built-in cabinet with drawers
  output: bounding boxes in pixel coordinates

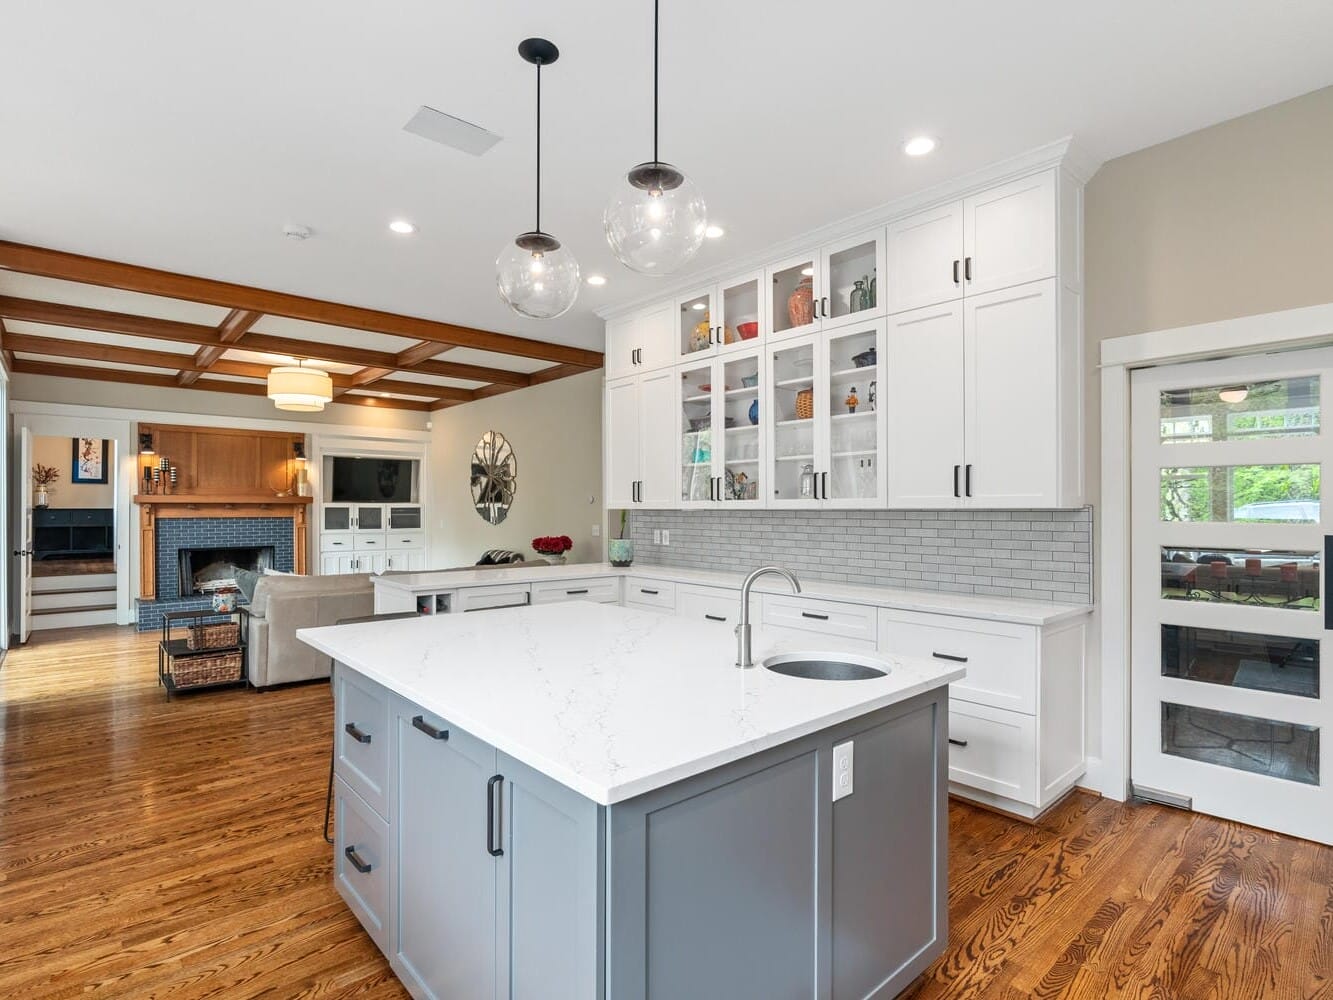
[321,503,426,576]
[602,154,1085,511]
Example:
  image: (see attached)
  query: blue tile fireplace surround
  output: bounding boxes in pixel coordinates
[136,517,294,631]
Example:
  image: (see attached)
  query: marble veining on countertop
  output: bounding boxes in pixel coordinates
[299,602,964,806]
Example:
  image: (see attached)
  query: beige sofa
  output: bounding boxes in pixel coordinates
[245,561,552,688]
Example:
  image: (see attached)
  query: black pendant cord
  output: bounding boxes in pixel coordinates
[652,0,659,164]
[535,59,542,234]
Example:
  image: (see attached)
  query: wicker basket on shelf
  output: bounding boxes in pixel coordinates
[186,622,240,650]
[171,651,243,688]
[795,388,814,420]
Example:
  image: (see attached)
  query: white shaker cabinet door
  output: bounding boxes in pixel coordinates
[884,201,964,313]
[962,170,1056,297]
[963,279,1059,507]
[638,368,678,506]
[884,301,966,508]
[604,377,641,508]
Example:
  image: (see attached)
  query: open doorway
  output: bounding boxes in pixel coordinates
[27,435,119,630]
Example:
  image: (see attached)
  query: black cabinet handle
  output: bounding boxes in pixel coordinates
[411,715,449,741]
[487,774,504,857]
[820,472,828,500]
[344,845,373,874]
[965,464,973,497]
[948,738,969,748]
[964,256,972,281]
[953,464,961,498]
[640,588,659,595]
[566,588,589,596]
[932,651,969,663]
[716,476,724,502]
[705,613,727,622]
[708,477,715,501]
[821,296,828,318]
[344,722,371,745]
[801,611,831,621]
[953,259,960,284]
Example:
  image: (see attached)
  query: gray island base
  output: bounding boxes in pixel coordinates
[303,604,955,999]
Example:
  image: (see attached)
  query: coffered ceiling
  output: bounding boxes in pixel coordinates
[2,1,1331,377]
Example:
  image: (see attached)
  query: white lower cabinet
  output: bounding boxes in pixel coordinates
[530,577,621,605]
[879,607,1086,819]
[334,775,391,952]
[455,584,532,613]
[676,584,741,626]
[623,577,677,612]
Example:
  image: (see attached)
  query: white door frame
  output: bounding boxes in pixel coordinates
[0,364,8,648]
[1098,301,1333,800]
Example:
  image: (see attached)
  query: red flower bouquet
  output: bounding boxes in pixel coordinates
[532,535,573,556]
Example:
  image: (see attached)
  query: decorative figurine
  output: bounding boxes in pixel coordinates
[869,380,877,411]
[845,387,859,413]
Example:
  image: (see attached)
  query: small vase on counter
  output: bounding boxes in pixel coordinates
[608,538,634,568]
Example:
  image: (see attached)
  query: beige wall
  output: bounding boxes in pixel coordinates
[428,370,604,569]
[31,434,115,508]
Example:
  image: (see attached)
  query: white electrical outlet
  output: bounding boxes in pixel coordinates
[592,524,600,537]
[652,529,662,544]
[661,529,670,545]
[832,740,854,801]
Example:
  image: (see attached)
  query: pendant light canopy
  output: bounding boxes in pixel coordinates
[603,0,706,275]
[267,360,333,412]
[497,37,580,320]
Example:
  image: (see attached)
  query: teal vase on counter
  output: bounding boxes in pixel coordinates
[608,538,634,567]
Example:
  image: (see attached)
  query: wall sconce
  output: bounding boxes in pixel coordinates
[138,432,155,455]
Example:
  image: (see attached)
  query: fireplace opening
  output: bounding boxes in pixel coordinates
[178,546,275,596]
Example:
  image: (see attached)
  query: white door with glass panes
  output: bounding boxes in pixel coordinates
[767,251,822,341]
[818,229,886,331]
[677,351,765,508]
[1131,349,1332,845]
[676,273,764,362]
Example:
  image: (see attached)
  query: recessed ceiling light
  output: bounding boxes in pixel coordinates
[389,220,417,235]
[903,135,937,157]
[704,225,725,239]
[586,274,607,286]
[691,302,706,310]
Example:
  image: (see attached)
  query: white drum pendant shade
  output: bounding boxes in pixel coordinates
[268,365,333,412]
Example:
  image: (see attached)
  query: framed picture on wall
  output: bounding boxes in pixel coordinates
[72,438,110,484]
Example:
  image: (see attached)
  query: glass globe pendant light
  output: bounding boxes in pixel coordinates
[603,0,706,275]
[496,38,580,320]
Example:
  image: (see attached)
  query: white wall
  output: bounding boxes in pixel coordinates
[428,371,604,569]
[31,435,116,508]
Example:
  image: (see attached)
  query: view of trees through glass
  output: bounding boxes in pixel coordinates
[1160,464,1320,523]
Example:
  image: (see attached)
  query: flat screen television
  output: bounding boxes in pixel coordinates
[329,457,414,503]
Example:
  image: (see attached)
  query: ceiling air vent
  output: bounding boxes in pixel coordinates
[403,105,502,156]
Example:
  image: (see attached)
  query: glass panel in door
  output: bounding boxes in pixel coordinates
[679,362,714,503]
[717,353,761,504]
[678,291,714,358]
[718,274,762,350]
[824,325,881,503]
[769,257,819,337]
[323,505,351,532]
[770,338,817,504]
[823,234,881,325]
[355,505,383,531]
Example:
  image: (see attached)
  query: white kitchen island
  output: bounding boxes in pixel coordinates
[299,601,964,1000]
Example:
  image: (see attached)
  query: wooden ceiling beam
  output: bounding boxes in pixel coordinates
[0,316,12,373]
[0,296,534,387]
[10,358,440,411]
[179,308,264,386]
[0,240,604,368]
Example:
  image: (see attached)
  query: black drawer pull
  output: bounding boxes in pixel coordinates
[948,738,968,748]
[704,614,727,622]
[640,588,659,595]
[566,589,589,595]
[932,652,969,663]
[344,722,371,745]
[411,715,449,741]
[801,611,830,621]
[487,774,505,857]
[344,845,373,874]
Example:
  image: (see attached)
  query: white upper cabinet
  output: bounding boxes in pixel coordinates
[885,202,965,313]
[675,272,765,362]
[962,171,1057,297]
[605,304,673,380]
[818,229,887,331]
[638,369,677,506]
[603,377,642,508]
[677,349,765,508]
[766,251,823,341]
[604,369,677,509]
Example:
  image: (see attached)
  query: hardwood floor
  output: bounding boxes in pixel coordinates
[1,627,1329,999]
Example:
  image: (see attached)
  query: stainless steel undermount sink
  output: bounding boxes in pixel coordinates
[763,653,889,681]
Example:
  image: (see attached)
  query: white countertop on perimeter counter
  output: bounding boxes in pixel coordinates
[372,562,1090,627]
[298,602,964,806]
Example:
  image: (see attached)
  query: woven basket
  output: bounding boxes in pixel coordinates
[187,622,240,650]
[796,388,814,420]
[171,651,242,689]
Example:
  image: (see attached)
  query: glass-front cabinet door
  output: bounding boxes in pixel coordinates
[768,335,820,507]
[676,288,717,360]
[820,228,887,331]
[767,252,822,341]
[716,352,763,506]
[822,320,887,506]
[354,504,384,531]
[716,272,764,357]
[678,360,715,506]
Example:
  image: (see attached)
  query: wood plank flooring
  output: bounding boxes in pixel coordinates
[1,626,1329,999]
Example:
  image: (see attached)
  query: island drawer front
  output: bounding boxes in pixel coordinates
[334,776,391,952]
[947,702,1037,805]
[456,584,532,613]
[878,610,1038,715]
[335,666,391,818]
[321,531,355,553]
[623,577,677,611]
[677,585,740,626]
[761,594,877,644]
[530,577,621,605]
[386,531,426,551]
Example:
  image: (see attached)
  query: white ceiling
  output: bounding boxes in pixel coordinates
[2,0,1331,353]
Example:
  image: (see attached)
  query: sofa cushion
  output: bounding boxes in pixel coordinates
[249,572,375,617]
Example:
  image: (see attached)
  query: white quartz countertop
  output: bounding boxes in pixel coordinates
[299,602,964,806]
[373,562,1090,627]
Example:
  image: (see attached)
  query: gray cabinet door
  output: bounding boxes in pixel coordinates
[495,753,605,1000]
[394,704,497,1000]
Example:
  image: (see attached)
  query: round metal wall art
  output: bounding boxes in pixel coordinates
[471,430,517,524]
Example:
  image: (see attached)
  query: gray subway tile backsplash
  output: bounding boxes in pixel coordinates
[628,508,1093,604]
